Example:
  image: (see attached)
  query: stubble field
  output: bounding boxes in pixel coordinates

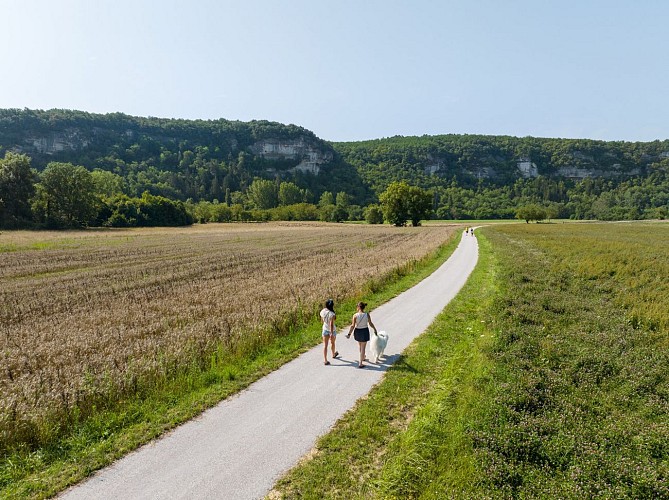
[0,222,457,454]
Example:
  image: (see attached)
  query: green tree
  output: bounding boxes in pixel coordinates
[247,178,278,209]
[334,192,353,221]
[545,203,562,221]
[515,204,548,223]
[407,184,433,226]
[364,204,384,224]
[0,152,36,228]
[347,205,363,221]
[380,181,432,226]
[290,203,320,220]
[319,203,347,222]
[380,181,411,226]
[335,191,351,210]
[318,191,335,207]
[91,169,125,197]
[33,162,98,227]
[316,189,346,222]
[278,181,304,206]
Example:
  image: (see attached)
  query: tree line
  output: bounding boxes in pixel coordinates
[0,153,192,229]
[2,150,668,230]
[0,152,435,228]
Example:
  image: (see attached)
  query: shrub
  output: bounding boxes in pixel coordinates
[104,193,192,227]
[364,204,384,224]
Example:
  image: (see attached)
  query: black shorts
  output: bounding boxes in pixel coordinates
[353,327,370,342]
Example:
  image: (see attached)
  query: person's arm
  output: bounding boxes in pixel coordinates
[347,314,357,338]
[329,313,335,334]
[368,313,378,335]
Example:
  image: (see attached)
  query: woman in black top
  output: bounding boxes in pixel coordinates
[346,302,378,368]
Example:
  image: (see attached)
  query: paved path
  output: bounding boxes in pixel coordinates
[61,231,479,500]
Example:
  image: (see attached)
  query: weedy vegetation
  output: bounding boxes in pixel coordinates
[0,222,459,498]
[272,221,669,498]
[471,222,669,498]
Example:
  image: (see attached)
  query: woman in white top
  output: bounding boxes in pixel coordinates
[346,301,378,368]
[320,299,339,365]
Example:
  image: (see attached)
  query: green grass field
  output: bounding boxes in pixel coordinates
[272,221,669,498]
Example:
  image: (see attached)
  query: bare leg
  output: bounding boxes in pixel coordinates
[323,335,330,364]
[358,341,367,367]
[331,335,337,357]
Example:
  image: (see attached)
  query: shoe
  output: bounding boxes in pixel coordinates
[333,351,340,358]
[324,361,330,365]
[358,364,365,368]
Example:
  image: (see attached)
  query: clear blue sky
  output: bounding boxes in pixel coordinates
[1,0,668,142]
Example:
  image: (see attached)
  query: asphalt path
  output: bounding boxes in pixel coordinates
[61,231,479,500]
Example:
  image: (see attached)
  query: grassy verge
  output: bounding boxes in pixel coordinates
[0,232,462,499]
[470,223,669,497]
[271,233,496,498]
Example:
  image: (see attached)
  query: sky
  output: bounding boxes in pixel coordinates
[1,0,668,142]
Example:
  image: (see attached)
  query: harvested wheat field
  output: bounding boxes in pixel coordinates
[0,222,457,447]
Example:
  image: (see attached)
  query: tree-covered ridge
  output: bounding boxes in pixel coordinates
[0,108,319,160]
[1,109,668,226]
[332,134,669,221]
[332,134,669,192]
[0,108,370,204]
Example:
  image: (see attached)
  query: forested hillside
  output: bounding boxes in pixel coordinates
[0,108,367,203]
[334,135,669,220]
[334,134,669,190]
[1,108,668,226]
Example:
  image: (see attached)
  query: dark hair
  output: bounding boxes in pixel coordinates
[357,301,367,310]
[325,299,335,312]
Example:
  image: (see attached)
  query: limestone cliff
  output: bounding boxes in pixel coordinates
[0,109,336,174]
[11,129,88,156]
[249,137,333,175]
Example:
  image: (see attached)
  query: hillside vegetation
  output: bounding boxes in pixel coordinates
[1,109,668,227]
[335,135,669,220]
[0,108,367,206]
[334,134,669,188]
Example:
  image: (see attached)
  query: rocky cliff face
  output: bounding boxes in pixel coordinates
[249,137,333,175]
[7,127,334,174]
[420,150,667,181]
[13,129,91,155]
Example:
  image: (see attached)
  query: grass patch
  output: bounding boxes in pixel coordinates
[469,223,669,497]
[0,230,462,499]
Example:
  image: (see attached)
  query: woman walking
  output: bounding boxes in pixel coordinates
[320,299,339,365]
[346,302,378,368]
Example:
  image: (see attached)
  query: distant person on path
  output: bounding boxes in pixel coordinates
[346,302,378,368]
[320,299,339,365]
